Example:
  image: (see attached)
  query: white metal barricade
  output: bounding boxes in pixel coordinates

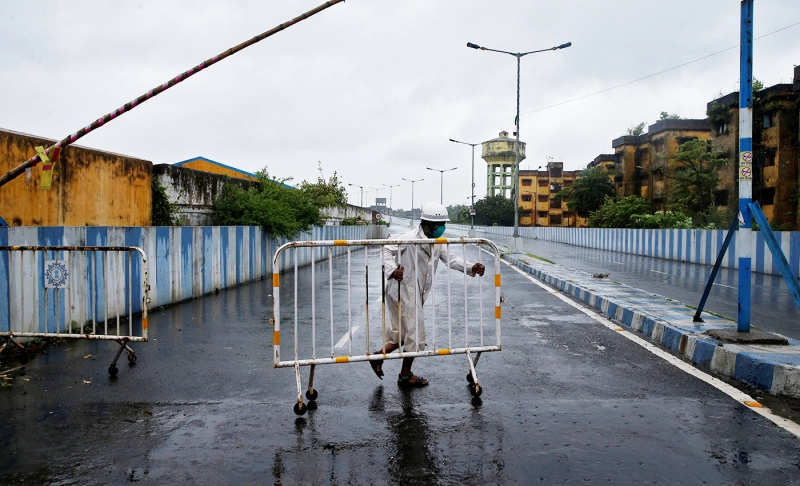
[271,237,501,415]
[0,245,150,377]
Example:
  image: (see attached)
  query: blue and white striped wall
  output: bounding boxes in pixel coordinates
[0,225,388,334]
[453,225,800,277]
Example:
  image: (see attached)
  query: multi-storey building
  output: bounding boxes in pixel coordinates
[482,131,525,198]
[517,162,585,227]
[610,119,712,212]
[707,80,799,229]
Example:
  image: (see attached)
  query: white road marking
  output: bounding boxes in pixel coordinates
[650,270,669,275]
[712,282,736,289]
[334,327,359,348]
[504,259,800,439]
[613,262,625,265]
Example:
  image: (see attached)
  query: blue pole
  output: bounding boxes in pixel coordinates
[737,0,754,332]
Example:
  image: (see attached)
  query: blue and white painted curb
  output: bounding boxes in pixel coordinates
[501,253,800,399]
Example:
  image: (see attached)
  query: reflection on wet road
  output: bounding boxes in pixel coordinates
[0,221,799,484]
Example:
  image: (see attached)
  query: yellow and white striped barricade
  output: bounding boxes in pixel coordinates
[0,246,150,377]
[271,237,501,415]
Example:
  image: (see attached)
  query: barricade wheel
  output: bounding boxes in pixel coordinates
[466,373,474,384]
[306,389,318,401]
[127,353,137,363]
[293,402,307,416]
[469,384,482,397]
[108,365,119,377]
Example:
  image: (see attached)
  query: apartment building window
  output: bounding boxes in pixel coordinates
[522,179,532,186]
[538,211,548,220]
[538,195,548,203]
[538,180,548,187]
[761,187,775,205]
[504,175,511,185]
[676,136,698,146]
[717,122,729,135]
[714,190,729,207]
[550,214,562,225]
[550,167,562,178]
[504,165,512,173]
[763,113,774,128]
[762,150,776,167]
[551,199,562,209]
[522,195,532,202]
[493,175,500,185]
[563,180,573,187]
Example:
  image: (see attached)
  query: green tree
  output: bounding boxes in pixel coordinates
[556,167,615,218]
[588,195,652,228]
[151,177,178,226]
[473,195,515,226]
[658,111,682,121]
[627,122,646,136]
[212,168,324,238]
[297,164,347,208]
[446,204,471,224]
[667,139,728,225]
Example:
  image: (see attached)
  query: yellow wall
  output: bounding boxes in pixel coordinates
[0,129,152,226]
[176,158,259,182]
[518,164,583,227]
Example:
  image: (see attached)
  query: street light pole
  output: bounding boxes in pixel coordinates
[383,183,401,224]
[467,40,571,251]
[450,139,479,235]
[347,183,363,207]
[425,166,457,204]
[401,177,424,226]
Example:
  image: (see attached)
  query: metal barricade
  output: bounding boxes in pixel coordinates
[0,246,150,376]
[271,237,501,415]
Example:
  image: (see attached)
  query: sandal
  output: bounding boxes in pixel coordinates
[397,373,428,388]
[369,359,384,380]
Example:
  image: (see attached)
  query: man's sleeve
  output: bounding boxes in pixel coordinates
[439,247,475,276]
[382,244,398,278]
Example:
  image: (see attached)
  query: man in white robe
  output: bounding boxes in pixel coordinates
[369,202,485,387]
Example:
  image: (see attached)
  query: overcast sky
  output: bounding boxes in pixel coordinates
[2,1,798,210]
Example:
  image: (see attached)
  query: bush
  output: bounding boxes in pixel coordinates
[212,169,323,238]
[630,211,693,229]
[151,177,178,226]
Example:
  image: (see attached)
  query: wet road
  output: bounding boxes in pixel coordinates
[1,223,800,484]
[440,221,800,341]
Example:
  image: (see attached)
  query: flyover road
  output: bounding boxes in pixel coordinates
[438,221,800,341]
[1,224,799,484]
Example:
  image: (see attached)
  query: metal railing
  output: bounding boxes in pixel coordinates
[272,237,501,415]
[0,245,149,377]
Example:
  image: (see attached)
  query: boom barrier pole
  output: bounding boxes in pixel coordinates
[737,0,754,332]
[0,0,345,188]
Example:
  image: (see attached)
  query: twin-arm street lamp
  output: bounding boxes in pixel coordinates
[467,40,571,250]
[426,166,457,205]
[383,183,401,224]
[347,183,363,207]
[401,177,424,226]
[449,139,479,235]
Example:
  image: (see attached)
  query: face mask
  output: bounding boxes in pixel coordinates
[432,225,446,238]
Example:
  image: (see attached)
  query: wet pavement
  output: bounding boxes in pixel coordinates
[1,222,800,484]
[445,223,800,341]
